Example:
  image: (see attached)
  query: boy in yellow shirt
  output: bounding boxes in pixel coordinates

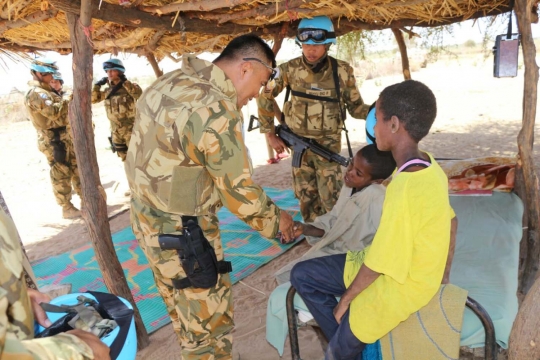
[290,80,456,359]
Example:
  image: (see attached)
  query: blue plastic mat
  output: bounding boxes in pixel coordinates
[31,187,302,333]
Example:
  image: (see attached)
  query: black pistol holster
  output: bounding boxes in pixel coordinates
[158,217,232,290]
[50,126,67,164]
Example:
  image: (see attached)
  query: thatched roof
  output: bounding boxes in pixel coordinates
[0,0,529,59]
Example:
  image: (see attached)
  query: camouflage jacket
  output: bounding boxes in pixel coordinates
[257,56,370,139]
[125,55,281,239]
[0,206,94,360]
[24,81,71,143]
[92,80,142,125]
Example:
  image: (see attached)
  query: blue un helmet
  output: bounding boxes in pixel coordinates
[296,16,337,46]
[103,58,126,73]
[30,58,59,74]
[52,71,64,84]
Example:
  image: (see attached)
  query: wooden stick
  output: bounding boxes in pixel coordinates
[11,39,71,49]
[391,28,411,80]
[206,0,306,24]
[146,29,166,52]
[0,9,58,35]
[166,52,182,62]
[141,0,252,15]
[50,0,259,35]
[146,52,163,77]
[66,1,150,350]
[92,28,154,49]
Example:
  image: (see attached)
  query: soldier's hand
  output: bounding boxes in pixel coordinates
[292,221,304,238]
[95,77,108,86]
[27,288,52,327]
[278,211,295,243]
[266,132,289,155]
[67,329,111,360]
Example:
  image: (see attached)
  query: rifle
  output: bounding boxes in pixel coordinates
[275,123,350,168]
[247,115,350,168]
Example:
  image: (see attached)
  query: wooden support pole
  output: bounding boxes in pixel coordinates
[508,0,540,356]
[146,52,163,78]
[514,0,540,295]
[66,0,150,350]
[264,26,288,162]
[391,28,411,80]
[272,22,289,55]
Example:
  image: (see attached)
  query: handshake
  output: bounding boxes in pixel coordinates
[95,77,108,86]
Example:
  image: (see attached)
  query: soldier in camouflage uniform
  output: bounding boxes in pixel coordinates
[125,34,295,359]
[257,16,371,222]
[24,59,82,219]
[0,198,110,359]
[92,59,142,161]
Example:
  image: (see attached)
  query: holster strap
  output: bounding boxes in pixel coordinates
[171,260,233,290]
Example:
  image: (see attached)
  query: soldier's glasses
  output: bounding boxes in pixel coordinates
[243,57,279,81]
[297,29,336,43]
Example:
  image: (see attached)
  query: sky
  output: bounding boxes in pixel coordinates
[0,18,538,95]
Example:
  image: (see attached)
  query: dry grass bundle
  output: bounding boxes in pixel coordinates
[0,0,523,57]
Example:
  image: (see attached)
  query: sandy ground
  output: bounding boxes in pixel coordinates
[1,54,539,360]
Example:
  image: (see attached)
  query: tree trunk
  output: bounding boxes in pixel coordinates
[509,276,540,359]
[391,28,411,80]
[508,0,540,357]
[66,2,150,350]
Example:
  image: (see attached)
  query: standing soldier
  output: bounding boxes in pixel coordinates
[257,16,371,222]
[92,59,142,161]
[125,34,295,359]
[50,72,65,96]
[24,59,82,219]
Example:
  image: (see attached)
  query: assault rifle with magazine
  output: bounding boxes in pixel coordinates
[248,115,350,168]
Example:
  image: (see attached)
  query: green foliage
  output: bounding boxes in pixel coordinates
[416,24,458,63]
[478,14,513,59]
[335,30,383,65]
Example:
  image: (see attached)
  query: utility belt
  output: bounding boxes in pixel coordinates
[108,135,128,153]
[49,126,67,164]
[158,216,232,290]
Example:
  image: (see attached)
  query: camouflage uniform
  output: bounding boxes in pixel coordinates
[257,56,370,222]
[92,79,142,161]
[24,81,81,207]
[125,55,282,359]
[0,205,95,359]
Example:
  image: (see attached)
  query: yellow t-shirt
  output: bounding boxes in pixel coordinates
[344,153,453,343]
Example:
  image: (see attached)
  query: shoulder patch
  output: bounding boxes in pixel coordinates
[39,93,50,100]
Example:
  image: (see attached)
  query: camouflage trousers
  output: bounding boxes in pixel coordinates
[130,196,234,359]
[292,148,343,222]
[110,118,134,161]
[38,138,81,207]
